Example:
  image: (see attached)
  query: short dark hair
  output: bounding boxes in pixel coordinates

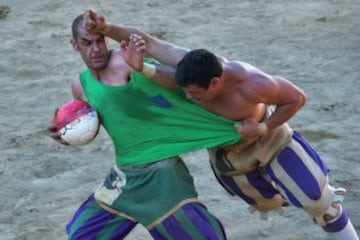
[72,14,85,39]
[175,49,223,89]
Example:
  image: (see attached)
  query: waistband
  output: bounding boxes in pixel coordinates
[119,157,180,171]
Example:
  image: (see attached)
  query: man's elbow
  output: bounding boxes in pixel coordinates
[297,90,307,109]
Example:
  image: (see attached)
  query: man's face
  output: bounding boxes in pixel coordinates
[183,84,215,104]
[182,77,221,104]
[72,27,109,71]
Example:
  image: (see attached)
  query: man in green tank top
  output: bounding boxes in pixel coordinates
[48,10,243,240]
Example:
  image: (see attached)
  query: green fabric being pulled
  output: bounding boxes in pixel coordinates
[80,61,241,166]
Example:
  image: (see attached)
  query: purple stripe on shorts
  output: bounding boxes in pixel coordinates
[66,194,96,233]
[246,170,280,199]
[161,215,192,239]
[71,207,117,240]
[183,203,226,240]
[277,146,322,201]
[110,219,137,239]
[323,207,349,233]
[265,165,302,207]
[293,131,329,175]
[219,174,256,205]
[149,228,167,240]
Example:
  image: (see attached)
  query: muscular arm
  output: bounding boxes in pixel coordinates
[229,62,306,151]
[106,24,188,66]
[150,64,179,88]
[242,63,306,132]
[71,75,87,101]
[85,9,188,66]
[119,32,180,89]
[48,75,86,145]
[84,9,184,89]
[262,76,306,131]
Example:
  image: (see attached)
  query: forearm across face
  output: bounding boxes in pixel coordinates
[85,9,188,66]
[101,23,142,45]
[102,23,188,66]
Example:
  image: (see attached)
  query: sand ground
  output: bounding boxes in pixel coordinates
[0,0,359,239]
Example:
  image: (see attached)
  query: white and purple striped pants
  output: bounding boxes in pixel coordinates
[212,131,342,219]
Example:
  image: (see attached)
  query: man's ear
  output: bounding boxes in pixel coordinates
[209,77,222,90]
[70,39,79,51]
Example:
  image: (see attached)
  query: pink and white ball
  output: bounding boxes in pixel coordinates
[55,99,99,145]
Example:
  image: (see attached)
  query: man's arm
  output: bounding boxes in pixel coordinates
[105,24,188,67]
[71,75,87,101]
[261,75,306,132]
[235,62,306,138]
[119,33,180,89]
[85,9,188,66]
[48,75,87,145]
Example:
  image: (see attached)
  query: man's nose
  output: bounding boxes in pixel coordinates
[91,43,100,52]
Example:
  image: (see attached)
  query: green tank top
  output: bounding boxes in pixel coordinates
[80,63,241,166]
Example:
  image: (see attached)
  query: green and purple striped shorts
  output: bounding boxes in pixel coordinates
[66,158,226,239]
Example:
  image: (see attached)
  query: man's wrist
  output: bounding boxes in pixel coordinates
[257,122,268,136]
[141,63,156,78]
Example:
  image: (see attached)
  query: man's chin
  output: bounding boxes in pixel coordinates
[91,63,107,71]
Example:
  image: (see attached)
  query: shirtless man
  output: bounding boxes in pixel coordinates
[84,8,359,240]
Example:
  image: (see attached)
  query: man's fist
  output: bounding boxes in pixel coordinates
[84,8,106,34]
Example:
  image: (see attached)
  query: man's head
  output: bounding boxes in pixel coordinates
[70,14,110,71]
[176,49,223,103]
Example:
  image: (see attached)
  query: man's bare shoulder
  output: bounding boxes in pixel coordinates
[108,48,123,62]
[224,60,252,81]
[227,61,273,83]
[111,48,123,55]
[107,48,132,70]
[227,60,255,72]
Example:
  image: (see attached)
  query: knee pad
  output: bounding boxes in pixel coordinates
[322,205,359,239]
[313,186,346,227]
[321,204,348,232]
